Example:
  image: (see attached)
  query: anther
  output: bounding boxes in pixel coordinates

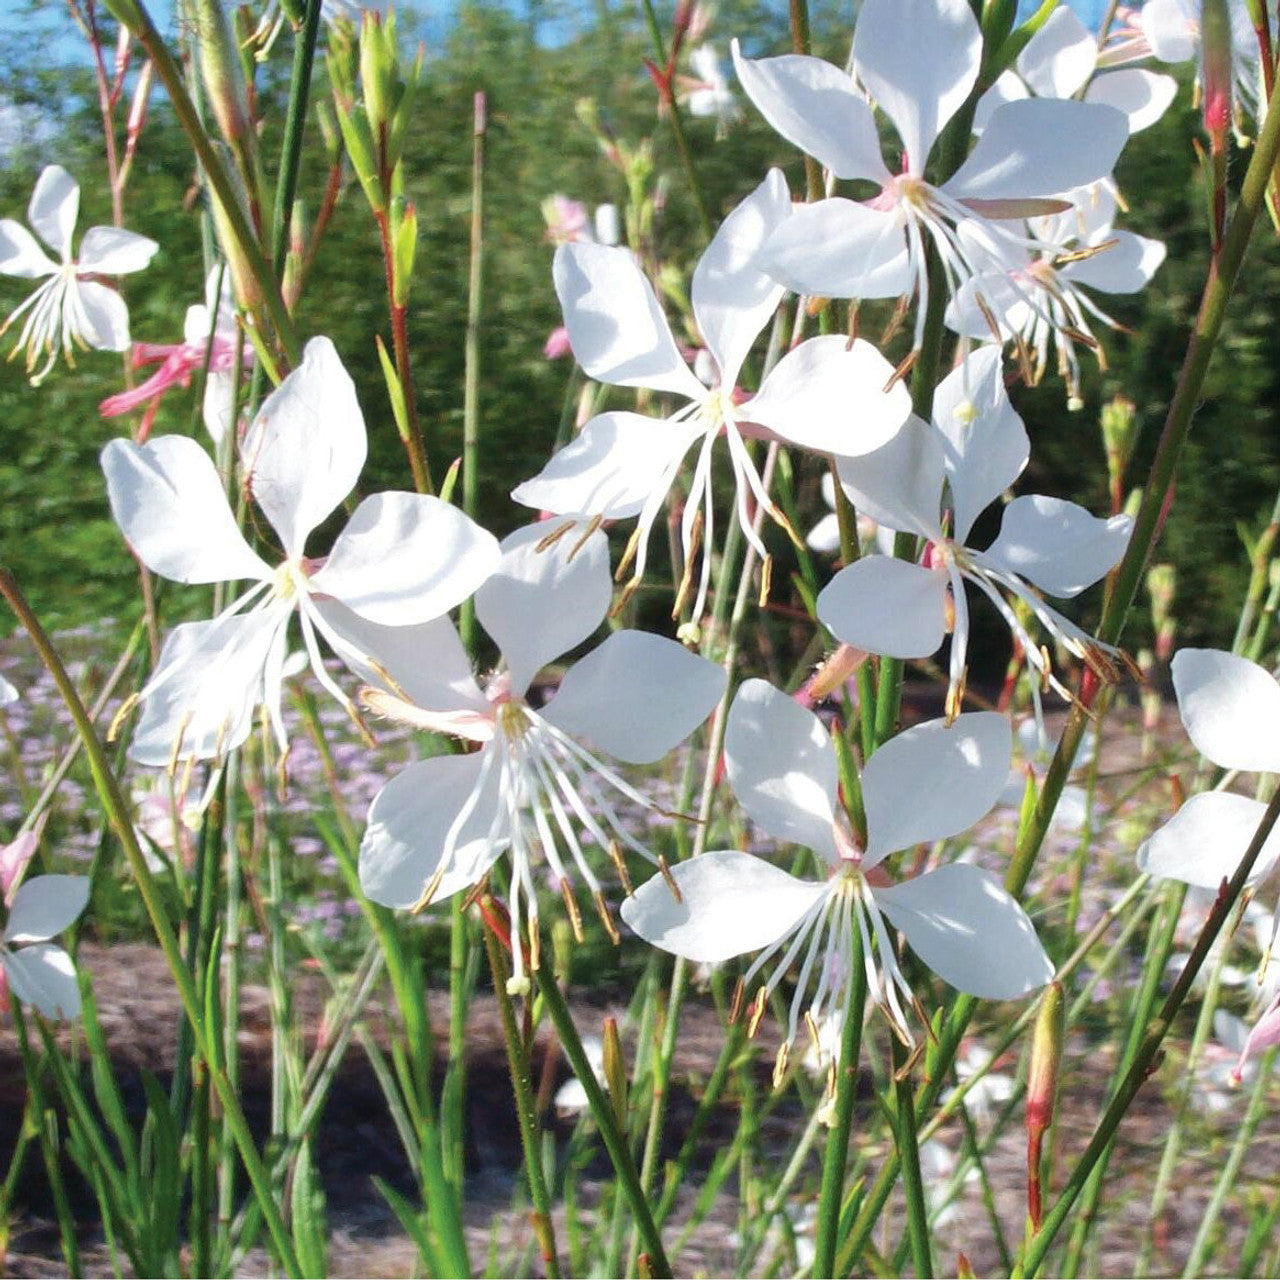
[593,889,620,945]
[560,878,585,943]
[747,987,768,1038]
[729,976,745,1025]
[535,519,577,553]
[658,854,683,903]
[607,840,634,896]
[107,692,139,743]
[772,1041,790,1089]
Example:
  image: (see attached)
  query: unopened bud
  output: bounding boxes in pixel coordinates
[1146,563,1177,662]
[602,1016,629,1129]
[188,0,255,155]
[1100,394,1138,486]
[804,643,869,704]
[1201,0,1234,148]
[1026,981,1065,1231]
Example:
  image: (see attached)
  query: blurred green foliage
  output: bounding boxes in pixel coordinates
[0,0,1277,671]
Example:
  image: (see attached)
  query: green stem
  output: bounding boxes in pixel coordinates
[536,967,672,1278]
[0,568,303,1277]
[893,1038,934,1278]
[1016,786,1280,1276]
[482,925,561,1278]
[812,931,867,1278]
[271,0,323,280]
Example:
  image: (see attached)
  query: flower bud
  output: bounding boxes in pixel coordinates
[1026,981,1064,1231]
[1100,394,1137,498]
[1146,563,1177,662]
[1201,0,1233,150]
[602,1016,629,1129]
[188,0,254,156]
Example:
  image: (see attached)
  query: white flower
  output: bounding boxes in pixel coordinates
[806,470,896,557]
[0,165,157,384]
[101,336,500,767]
[1138,648,1280,890]
[622,680,1052,1054]
[1141,0,1262,120]
[975,6,1177,137]
[682,45,740,132]
[816,347,1132,721]
[0,829,88,1019]
[346,524,727,994]
[732,0,1129,349]
[514,170,912,619]
[946,182,1166,403]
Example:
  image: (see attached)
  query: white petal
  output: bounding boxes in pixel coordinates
[971,71,1027,136]
[691,169,790,386]
[982,495,1131,597]
[0,676,17,705]
[1137,792,1280,889]
[101,437,271,585]
[476,523,612,697]
[76,281,131,351]
[3,944,80,1019]
[853,0,979,173]
[0,220,56,278]
[76,226,159,275]
[541,630,725,764]
[310,492,499,626]
[862,712,1011,867]
[1062,231,1166,294]
[1140,0,1198,63]
[1017,7,1094,99]
[552,242,703,399]
[128,611,285,767]
[946,99,1128,201]
[831,414,946,538]
[620,849,826,964]
[761,199,910,300]
[359,752,506,909]
[745,335,911,457]
[202,371,235,446]
[511,411,699,520]
[932,347,1029,544]
[807,511,841,554]
[243,335,366,558]
[817,556,949,661]
[730,42,891,183]
[28,166,79,261]
[873,863,1053,998]
[1170,649,1280,774]
[313,599,487,713]
[723,678,839,862]
[5,876,89,944]
[1086,69,1178,133]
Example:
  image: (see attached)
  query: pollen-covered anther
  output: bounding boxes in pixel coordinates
[729,975,746,1024]
[108,692,140,743]
[535,519,577,554]
[772,1040,790,1089]
[593,888,621,945]
[607,839,634,896]
[658,853,683,903]
[411,862,449,916]
[560,877,585,943]
[747,986,769,1038]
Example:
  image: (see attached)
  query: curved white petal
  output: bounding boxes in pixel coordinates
[542,630,725,765]
[807,511,841,554]
[1140,0,1198,64]
[243,335,366,558]
[76,281,131,351]
[202,371,235,447]
[1171,649,1280,774]
[1086,69,1178,133]
[982,495,1131,598]
[1017,6,1094,99]
[552,242,703,399]
[76,226,159,275]
[745,335,911,457]
[313,599,487,713]
[972,70,1027,136]
[831,413,946,539]
[28,166,78,261]
[761,199,910,300]
[862,712,1011,867]
[692,169,790,387]
[730,42,891,183]
[476,523,612,697]
[874,863,1053,998]
[512,411,700,520]
[101,436,271,585]
[310,492,500,626]
[1137,791,1280,889]
[932,347,1029,544]
[0,676,17,706]
[947,99,1128,201]
[0,220,56,278]
[5,876,89,944]
[360,752,507,909]
[621,849,827,964]
[1062,231,1166,294]
[724,678,839,861]
[128,611,286,767]
[818,556,949,661]
[3,944,80,1019]
[853,0,981,173]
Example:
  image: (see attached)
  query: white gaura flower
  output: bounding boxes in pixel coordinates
[682,45,741,132]
[816,347,1132,721]
[101,336,500,768]
[946,182,1166,404]
[1140,0,1263,120]
[0,830,88,1019]
[1137,648,1280,891]
[731,0,1129,349]
[622,680,1052,1060]
[974,6,1176,137]
[0,165,157,385]
[513,169,912,620]
[346,524,727,994]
